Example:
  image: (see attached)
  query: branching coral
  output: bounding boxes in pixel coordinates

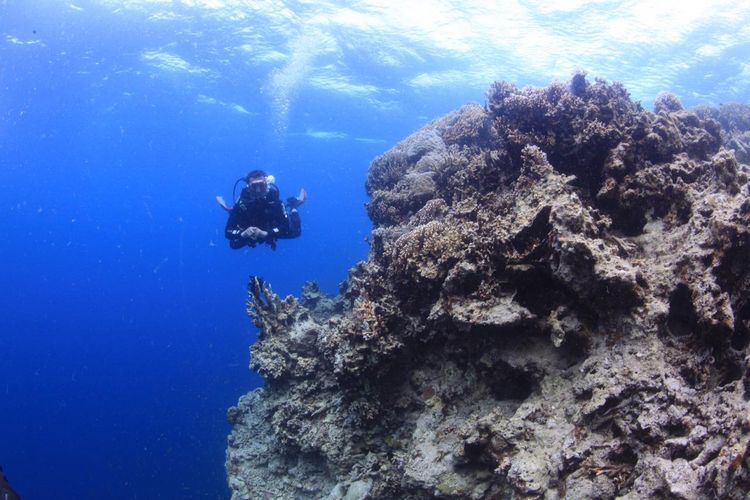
[487,76,644,196]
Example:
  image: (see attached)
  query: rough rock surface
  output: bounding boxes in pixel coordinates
[226,75,750,499]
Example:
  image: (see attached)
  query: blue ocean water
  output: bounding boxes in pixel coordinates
[1,1,748,498]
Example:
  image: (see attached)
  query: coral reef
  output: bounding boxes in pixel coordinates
[226,75,750,499]
[696,103,750,165]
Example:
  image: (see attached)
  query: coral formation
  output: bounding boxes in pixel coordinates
[696,103,750,166]
[654,92,684,114]
[226,75,750,499]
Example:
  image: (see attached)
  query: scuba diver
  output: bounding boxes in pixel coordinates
[217,169,306,250]
[0,466,20,500]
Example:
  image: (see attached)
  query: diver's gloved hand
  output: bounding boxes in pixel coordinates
[287,188,307,209]
[215,195,232,212]
[241,226,268,241]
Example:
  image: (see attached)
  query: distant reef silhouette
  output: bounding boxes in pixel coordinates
[226,74,750,499]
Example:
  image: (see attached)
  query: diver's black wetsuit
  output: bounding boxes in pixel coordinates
[224,185,301,249]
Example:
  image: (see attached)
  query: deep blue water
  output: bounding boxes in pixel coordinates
[1,1,748,498]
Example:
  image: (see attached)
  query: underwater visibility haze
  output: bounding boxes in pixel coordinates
[1,1,749,498]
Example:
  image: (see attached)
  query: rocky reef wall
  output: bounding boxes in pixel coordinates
[226,74,750,499]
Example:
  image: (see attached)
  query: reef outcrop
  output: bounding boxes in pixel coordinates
[226,75,750,499]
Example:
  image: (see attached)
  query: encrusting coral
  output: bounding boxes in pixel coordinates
[226,74,750,499]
